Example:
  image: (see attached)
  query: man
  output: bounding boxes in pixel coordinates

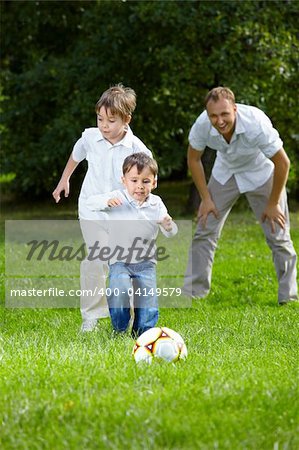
[183,86,297,305]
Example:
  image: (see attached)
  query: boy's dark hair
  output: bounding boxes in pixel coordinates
[204,86,235,107]
[122,153,158,177]
[95,84,136,120]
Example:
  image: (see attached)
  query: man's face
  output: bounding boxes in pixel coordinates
[122,165,156,204]
[206,97,237,141]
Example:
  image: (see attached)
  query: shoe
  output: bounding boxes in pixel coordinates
[278,298,298,306]
[181,289,206,299]
[80,319,98,332]
[97,309,110,319]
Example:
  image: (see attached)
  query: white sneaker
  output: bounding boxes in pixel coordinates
[80,319,98,332]
[97,309,110,319]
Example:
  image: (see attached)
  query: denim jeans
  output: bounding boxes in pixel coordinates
[108,261,159,336]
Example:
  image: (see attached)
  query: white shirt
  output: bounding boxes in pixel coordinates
[72,126,152,219]
[189,104,283,193]
[86,189,178,264]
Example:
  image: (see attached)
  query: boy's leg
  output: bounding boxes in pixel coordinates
[131,261,159,337]
[80,220,110,329]
[183,176,240,298]
[246,178,298,304]
[108,262,131,333]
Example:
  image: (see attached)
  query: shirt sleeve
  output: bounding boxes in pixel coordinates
[86,190,120,211]
[255,120,283,158]
[188,111,210,151]
[159,221,178,238]
[72,128,99,162]
[72,136,87,163]
[157,199,178,238]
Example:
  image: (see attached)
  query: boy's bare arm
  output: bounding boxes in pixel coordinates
[52,155,79,203]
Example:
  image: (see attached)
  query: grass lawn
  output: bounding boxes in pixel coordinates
[0,186,298,450]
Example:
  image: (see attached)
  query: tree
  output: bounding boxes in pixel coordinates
[1,0,298,198]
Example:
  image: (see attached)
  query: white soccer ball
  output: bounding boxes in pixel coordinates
[132,326,188,364]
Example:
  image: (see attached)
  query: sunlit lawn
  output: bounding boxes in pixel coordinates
[0,188,298,450]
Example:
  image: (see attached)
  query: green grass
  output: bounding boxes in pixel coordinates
[0,191,298,450]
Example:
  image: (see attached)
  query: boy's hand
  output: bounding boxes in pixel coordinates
[158,214,173,231]
[107,198,122,208]
[52,180,69,203]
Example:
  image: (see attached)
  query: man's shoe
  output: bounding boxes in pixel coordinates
[80,319,98,332]
[278,298,298,306]
[181,289,206,299]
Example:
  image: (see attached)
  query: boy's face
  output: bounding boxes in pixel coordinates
[97,106,130,145]
[206,97,237,142]
[122,165,156,204]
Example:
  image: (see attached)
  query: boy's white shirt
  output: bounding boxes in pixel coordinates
[86,189,178,264]
[72,126,152,219]
[86,189,178,237]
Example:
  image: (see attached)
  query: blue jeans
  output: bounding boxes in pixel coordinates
[108,261,159,336]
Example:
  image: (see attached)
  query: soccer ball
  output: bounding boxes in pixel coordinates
[132,327,188,364]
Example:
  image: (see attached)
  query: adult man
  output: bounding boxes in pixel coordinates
[183,86,297,305]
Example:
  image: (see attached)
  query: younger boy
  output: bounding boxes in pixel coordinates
[86,153,178,337]
[52,84,152,331]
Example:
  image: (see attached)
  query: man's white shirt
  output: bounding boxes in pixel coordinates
[189,104,283,193]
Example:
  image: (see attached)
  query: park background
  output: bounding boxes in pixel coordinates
[1,0,299,204]
[0,1,299,450]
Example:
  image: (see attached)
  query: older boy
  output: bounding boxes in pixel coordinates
[52,84,152,331]
[87,153,178,337]
[183,86,298,305]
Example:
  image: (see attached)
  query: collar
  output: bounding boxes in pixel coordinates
[95,125,134,147]
[123,189,159,208]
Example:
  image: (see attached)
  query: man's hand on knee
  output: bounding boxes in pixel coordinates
[262,203,286,233]
[197,198,219,229]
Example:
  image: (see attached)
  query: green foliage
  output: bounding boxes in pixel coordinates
[1,0,298,196]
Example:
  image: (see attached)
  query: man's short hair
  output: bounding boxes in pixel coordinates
[95,84,136,120]
[204,87,235,107]
[122,153,158,177]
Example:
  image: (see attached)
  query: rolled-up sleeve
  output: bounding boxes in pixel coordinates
[256,121,283,158]
[159,221,178,238]
[188,113,210,151]
[157,199,178,238]
[86,190,120,211]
